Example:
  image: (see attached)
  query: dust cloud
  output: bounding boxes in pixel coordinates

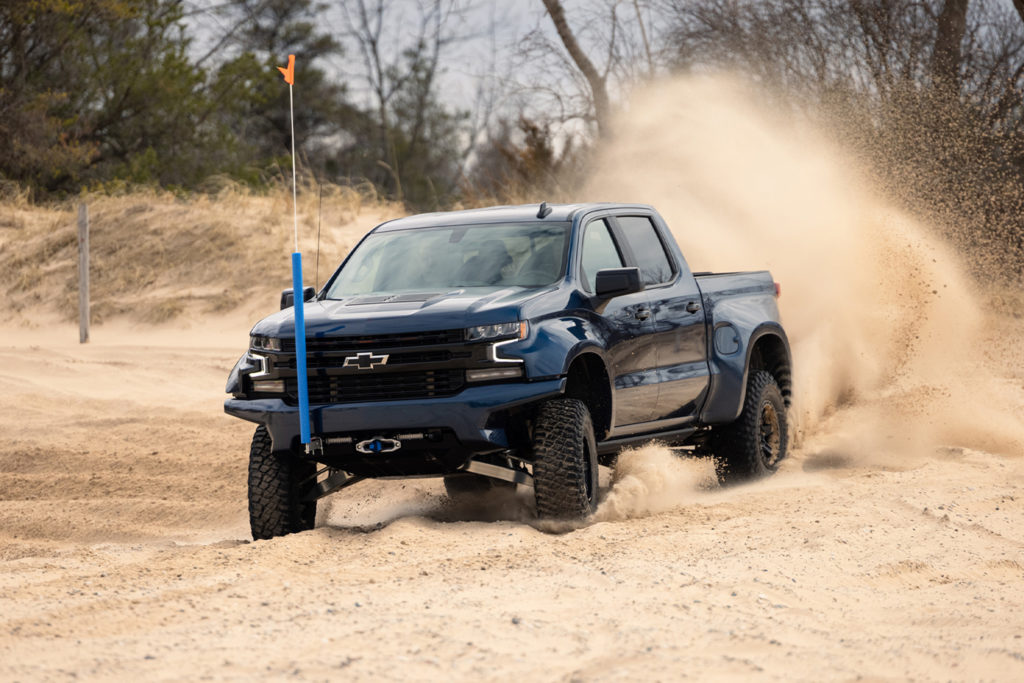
[592,444,717,521]
[585,76,1024,520]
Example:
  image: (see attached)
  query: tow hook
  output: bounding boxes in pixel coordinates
[355,437,402,454]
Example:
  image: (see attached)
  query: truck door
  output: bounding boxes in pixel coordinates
[612,215,710,424]
[579,218,660,426]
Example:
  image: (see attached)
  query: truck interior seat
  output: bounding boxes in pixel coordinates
[456,239,512,285]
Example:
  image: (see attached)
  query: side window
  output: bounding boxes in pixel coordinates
[617,216,674,285]
[580,219,624,292]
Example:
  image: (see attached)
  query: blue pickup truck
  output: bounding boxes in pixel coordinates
[226,203,791,538]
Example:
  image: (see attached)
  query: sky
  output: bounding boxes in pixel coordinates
[184,1,547,114]
[181,0,662,144]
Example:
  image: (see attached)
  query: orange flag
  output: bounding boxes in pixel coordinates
[277,54,295,85]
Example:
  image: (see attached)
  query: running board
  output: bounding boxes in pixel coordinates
[596,427,697,456]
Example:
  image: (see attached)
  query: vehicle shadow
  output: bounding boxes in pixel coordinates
[316,477,628,534]
[317,478,539,533]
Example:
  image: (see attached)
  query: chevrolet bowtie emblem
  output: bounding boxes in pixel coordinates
[343,351,389,370]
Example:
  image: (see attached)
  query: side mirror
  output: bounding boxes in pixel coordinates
[595,267,643,298]
[280,286,316,310]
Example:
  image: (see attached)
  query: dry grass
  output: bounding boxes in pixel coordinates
[3,181,1019,329]
[0,185,405,325]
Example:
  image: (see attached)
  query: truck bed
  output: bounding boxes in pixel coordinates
[693,270,775,298]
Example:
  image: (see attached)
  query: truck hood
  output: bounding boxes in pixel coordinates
[250,286,552,339]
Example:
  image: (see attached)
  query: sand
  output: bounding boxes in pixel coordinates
[0,314,1022,681]
[2,76,1023,680]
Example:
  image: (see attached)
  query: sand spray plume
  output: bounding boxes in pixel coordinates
[580,76,1024,520]
[591,443,717,522]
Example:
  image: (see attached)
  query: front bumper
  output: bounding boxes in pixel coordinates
[224,378,565,456]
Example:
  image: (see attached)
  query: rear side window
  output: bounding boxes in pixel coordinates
[580,219,624,291]
[617,216,674,285]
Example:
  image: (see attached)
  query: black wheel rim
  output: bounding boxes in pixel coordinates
[759,400,782,470]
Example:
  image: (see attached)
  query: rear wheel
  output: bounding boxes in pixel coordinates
[713,370,788,485]
[248,426,317,540]
[531,398,599,519]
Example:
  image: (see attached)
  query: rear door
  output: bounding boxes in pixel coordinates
[611,214,710,424]
[579,217,660,426]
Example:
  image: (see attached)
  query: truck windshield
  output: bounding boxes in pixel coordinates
[325,222,571,298]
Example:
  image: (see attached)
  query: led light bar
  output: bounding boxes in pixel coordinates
[466,367,523,382]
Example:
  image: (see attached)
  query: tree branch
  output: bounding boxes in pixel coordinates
[540,0,610,136]
[931,0,968,92]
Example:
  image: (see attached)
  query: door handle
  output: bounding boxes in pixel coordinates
[635,307,651,321]
[686,301,701,314]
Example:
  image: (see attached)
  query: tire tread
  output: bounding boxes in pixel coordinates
[532,398,597,519]
[713,370,788,485]
[247,426,316,540]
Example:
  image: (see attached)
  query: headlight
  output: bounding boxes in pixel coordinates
[465,321,526,342]
[250,335,282,351]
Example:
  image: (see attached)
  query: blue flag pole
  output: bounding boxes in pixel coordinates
[280,54,311,445]
[292,251,310,445]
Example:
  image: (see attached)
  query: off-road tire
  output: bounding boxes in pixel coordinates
[713,370,788,485]
[248,426,317,540]
[531,398,599,519]
[443,473,514,498]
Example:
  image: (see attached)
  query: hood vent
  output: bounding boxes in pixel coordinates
[346,292,441,306]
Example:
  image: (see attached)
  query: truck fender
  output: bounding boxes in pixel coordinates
[225,352,257,395]
[506,316,611,380]
[506,316,616,438]
[699,322,791,425]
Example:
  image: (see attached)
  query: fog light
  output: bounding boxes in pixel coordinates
[466,367,523,382]
[252,379,285,393]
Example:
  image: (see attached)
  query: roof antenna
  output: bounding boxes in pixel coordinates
[314,181,322,294]
[537,201,552,218]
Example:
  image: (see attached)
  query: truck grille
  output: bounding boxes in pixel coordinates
[282,329,463,352]
[283,349,459,370]
[284,369,465,405]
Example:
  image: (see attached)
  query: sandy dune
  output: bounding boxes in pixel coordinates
[1,317,1022,681]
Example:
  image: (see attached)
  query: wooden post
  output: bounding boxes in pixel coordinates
[78,203,89,343]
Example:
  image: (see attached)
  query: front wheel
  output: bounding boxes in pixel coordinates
[713,370,788,485]
[531,398,599,519]
[247,426,317,540]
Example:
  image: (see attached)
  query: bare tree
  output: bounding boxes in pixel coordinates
[540,0,611,136]
[504,0,662,141]
[930,0,968,91]
[666,0,1023,111]
[337,0,473,208]
[633,0,655,78]
[341,0,414,198]
[664,0,1024,280]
